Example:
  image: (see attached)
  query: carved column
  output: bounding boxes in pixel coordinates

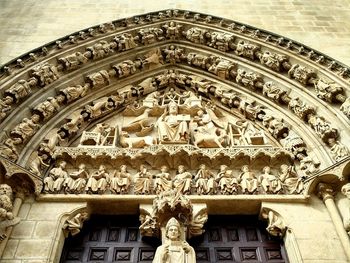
[317,183,350,261]
[0,191,24,257]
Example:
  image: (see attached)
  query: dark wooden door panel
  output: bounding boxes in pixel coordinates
[60,215,288,263]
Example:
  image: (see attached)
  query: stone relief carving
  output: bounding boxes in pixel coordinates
[63,212,89,237]
[0,139,19,162]
[85,164,110,194]
[260,208,286,237]
[110,165,131,194]
[287,64,317,85]
[257,51,291,72]
[134,165,153,195]
[339,183,350,236]
[43,161,68,193]
[314,79,345,103]
[0,184,20,241]
[279,164,304,194]
[154,166,172,194]
[30,62,60,87]
[234,40,260,60]
[64,163,89,194]
[58,51,89,71]
[288,97,315,121]
[340,98,350,118]
[259,166,282,194]
[236,69,264,90]
[262,82,290,104]
[328,138,350,162]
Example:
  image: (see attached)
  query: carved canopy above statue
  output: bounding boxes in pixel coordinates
[0,9,349,196]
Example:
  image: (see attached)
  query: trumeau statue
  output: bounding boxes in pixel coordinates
[153,217,196,263]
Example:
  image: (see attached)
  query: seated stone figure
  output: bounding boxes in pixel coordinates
[153,217,196,263]
[239,165,258,194]
[157,102,189,143]
[173,165,193,195]
[110,165,131,194]
[85,165,110,194]
[44,161,68,193]
[154,166,172,194]
[134,165,153,194]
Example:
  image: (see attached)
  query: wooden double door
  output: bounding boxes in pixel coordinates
[60,215,288,263]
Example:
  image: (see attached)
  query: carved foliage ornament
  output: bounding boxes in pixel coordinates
[139,190,208,240]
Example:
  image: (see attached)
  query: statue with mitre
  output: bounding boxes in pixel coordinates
[152,217,196,263]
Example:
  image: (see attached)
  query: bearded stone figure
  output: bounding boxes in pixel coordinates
[153,217,196,263]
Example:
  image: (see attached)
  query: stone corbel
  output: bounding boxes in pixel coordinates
[259,207,286,238]
[62,209,90,237]
[0,155,43,196]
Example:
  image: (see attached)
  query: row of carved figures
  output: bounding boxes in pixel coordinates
[43,162,304,195]
[1,51,348,154]
[1,21,350,125]
[2,9,347,80]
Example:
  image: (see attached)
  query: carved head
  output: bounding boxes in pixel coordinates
[120,165,127,172]
[178,165,185,173]
[168,102,178,115]
[59,161,67,169]
[78,164,86,170]
[160,165,168,173]
[0,184,13,198]
[241,165,250,172]
[263,166,271,174]
[98,165,106,171]
[220,165,228,172]
[165,217,181,241]
[341,183,350,199]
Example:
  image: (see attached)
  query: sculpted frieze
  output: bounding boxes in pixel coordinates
[41,160,306,195]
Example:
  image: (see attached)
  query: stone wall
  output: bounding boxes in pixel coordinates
[0,196,347,263]
[0,0,350,65]
[1,198,85,263]
[265,196,348,263]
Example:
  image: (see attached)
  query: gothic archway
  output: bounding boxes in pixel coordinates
[0,9,350,263]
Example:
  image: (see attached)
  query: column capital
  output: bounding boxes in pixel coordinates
[317,183,335,201]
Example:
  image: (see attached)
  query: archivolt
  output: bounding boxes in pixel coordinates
[0,9,349,193]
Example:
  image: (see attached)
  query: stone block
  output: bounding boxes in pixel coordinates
[0,260,22,263]
[17,203,31,220]
[290,220,339,240]
[33,221,57,239]
[297,238,347,260]
[15,240,51,259]
[27,202,85,221]
[2,239,19,259]
[11,221,35,239]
